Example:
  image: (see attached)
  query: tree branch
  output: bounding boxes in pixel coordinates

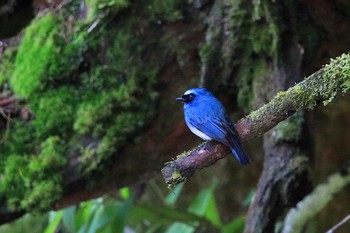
[161,53,350,187]
[326,214,350,233]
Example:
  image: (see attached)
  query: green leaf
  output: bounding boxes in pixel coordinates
[243,189,256,207]
[188,179,222,227]
[204,193,222,227]
[119,187,130,200]
[164,179,222,233]
[164,182,184,206]
[77,224,88,233]
[86,199,132,233]
[165,222,194,233]
[62,206,76,232]
[75,198,102,231]
[144,223,163,233]
[87,204,111,233]
[221,216,245,233]
[44,211,63,233]
[107,199,133,233]
[188,181,216,215]
[132,204,205,224]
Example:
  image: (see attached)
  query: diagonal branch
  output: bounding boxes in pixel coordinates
[161,53,350,187]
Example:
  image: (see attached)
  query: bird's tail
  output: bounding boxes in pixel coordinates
[231,139,250,166]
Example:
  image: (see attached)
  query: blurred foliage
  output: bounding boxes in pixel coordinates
[0,180,247,233]
[0,213,48,233]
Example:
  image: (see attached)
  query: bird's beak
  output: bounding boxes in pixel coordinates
[176,97,184,102]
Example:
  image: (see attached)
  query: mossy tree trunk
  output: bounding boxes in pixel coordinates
[1,0,350,232]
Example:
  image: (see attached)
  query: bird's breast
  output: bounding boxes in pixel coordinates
[187,124,212,140]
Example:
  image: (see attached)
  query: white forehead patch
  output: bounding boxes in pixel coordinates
[184,89,194,95]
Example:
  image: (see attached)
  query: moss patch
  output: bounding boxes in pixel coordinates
[322,53,350,104]
[246,53,350,124]
[10,13,59,98]
[148,0,185,22]
[275,111,304,142]
[0,47,17,85]
[0,0,187,212]
[202,0,281,111]
[0,137,65,211]
[86,0,129,20]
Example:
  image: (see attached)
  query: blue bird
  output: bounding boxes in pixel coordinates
[176,88,250,165]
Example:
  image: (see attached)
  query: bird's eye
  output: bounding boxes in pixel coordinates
[182,93,195,102]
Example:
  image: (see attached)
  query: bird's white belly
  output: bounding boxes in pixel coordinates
[188,124,212,140]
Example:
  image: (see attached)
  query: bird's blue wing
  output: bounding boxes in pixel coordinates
[188,115,250,165]
[188,116,230,143]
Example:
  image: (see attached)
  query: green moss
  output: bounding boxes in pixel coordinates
[73,95,112,135]
[86,0,129,20]
[0,10,86,210]
[29,137,66,173]
[275,111,304,142]
[10,14,58,98]
[30,88,76,137]
[148,0,185,22]
[246,53,350,127]
[177,149,193,159]
[1,0,187,212]
[75,23,159,174]
[291,83,316,108]
[238,58,267,109]
[176,141,208,159]
[10,13,88,98]
[0,47,17,85]
[0,137,66,211]
[199,42,217,65]
[20,179,62,211]
[0,155,28,210]
[172,170,182,180]
[253,0,280,54]
[78,145,100,174]
[222,0,280,110]
[322,53,350,105]
[168,170,187,188]
[0,121,33,155]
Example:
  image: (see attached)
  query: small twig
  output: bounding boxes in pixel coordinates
[56,0,73,9]
[0,109,11,144]
[326,214,350,233]
[0,41,4,58]
[87,19,100,33]
[0,97,17,106]
[0,95,18,144]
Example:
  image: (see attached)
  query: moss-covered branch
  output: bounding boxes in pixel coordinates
[161,53,350,187]
[282,164,350,233]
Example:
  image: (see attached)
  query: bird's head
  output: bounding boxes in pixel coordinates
[176,88,211,104]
